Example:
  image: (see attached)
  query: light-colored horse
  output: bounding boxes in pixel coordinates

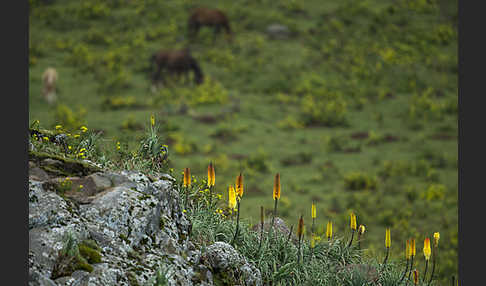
[42,67,58,105]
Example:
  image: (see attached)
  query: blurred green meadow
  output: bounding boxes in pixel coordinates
[29,0,457,283]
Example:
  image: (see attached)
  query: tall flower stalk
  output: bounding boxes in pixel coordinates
[408,238,416,281]
[258,206,264,251]
[423,237,431,282]
[207,162,215,207]
[270,173,281,232]
[413,269,419,286]
[383,228,391,265]
[428,232,440,286]
[228,185,236,219]
[399,239,412,283]
[326,221,333,242]
[297,215,304,264]
[311,202,316,234]
[347,212,357,248]
[183,167,191,209]
[231,173,244,246]
[357,225,365,250]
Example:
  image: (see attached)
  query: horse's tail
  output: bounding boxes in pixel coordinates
[189,57,204,85]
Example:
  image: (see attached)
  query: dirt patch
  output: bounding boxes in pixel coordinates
[191,114,221,124]
[350,131,369,140]
[383,134,400,142]
[429,133,456,140]
[229,153,248,160]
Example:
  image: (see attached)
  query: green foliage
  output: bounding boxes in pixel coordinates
[344,172,378,191]
[54,104,87,132]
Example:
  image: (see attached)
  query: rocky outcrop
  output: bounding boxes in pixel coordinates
[29,157,262,286]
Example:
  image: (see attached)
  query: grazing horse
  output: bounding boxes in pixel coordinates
[150,48,204,88]
[42,67,58,105]
[188,7,232,42]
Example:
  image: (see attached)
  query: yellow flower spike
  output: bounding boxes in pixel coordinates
[150,114,155,127]
[423,237,431,260]
[358,225,365,235]
[350,212,357,230]
[207,162,215,187]
[433,232,440,247]
[385,228,391,249]
[297,215,304,241]
[183,168,191,187]
[236,172,244,198]
[311,202,316,219]
[310,235,315,249]
[326,221,333,240]
[413,269,419,285]
[273,173,281,200]
[411,238,416,257]
[228,185,237,210]
[406,239,411,260]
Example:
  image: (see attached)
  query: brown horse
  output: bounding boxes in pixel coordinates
[150,48,204,87]
[188,7,232,42]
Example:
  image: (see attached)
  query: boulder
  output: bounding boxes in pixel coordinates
[200,241,262,286]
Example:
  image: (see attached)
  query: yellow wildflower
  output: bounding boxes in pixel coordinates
[433,232,440,247]
[385,228,391,248]
[311,202,316,219]
[350,212,357,230]
[80,126,88,132]
[228,185,237,210]
[326,221,333,240]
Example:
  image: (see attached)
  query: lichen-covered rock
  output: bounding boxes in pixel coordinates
[29,171,200,286]
[200,242,262,286]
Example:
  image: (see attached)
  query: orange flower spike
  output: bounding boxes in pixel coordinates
[273,173,281,200]
[183,168,191,187]
[297,215,305,241]
[236,172,244,198]
[207,162,215,187]
[411,238,416,257]
[423,237,431,260]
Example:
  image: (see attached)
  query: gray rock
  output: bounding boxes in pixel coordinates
[266,24,291,39]
[200,241,262,286]
[29,171,199,286]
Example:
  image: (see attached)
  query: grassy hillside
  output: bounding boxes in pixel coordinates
[29,0,458,283]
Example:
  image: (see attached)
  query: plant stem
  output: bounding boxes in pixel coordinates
[231,199,241,247]
[347,229,355,248]
[383,247,390,265]
[399,259,410,283]
[423,260,429,282]
[428,245,438,286]
[407,256,414,281]
[284,225,293,248]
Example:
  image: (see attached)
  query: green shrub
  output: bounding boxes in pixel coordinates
[344,172,378,191]
[300,93,348,127]
[54,104,87,132]
[101,96,145,111]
